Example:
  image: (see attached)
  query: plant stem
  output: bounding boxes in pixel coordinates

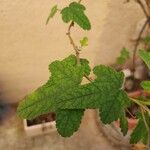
[132,0,150,71]
[138,100,150,106]
[67,21,81,65]
[130,98,150,115]
[132,18,149,70]
[126,108,136,119]
[84,74,93,82]
[137,0,149,20]
[66,0,83,64]
[145,0,150,14]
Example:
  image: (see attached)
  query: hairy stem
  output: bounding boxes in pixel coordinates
[67,21,80,65]
[66,0,83,64]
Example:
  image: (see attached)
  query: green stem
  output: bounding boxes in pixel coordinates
[138,100,150,106]
[130,98,150,115]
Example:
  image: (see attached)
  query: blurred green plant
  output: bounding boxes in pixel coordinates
[116,47,130,65]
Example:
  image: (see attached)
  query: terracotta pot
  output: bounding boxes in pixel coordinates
[114,118,137,131]
[128,118,138,130]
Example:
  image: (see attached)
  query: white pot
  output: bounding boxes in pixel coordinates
[23,119,56,137]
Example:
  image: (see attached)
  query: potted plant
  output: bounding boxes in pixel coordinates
[17,0,150,149]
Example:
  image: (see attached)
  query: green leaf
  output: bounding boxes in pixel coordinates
[120,110,128,136]
[46,5,58,25]
[80,37,88,47]
[139,50,150,68]
[130,112,150,145]
[17,55,90,119]
[141,81,150,91]
[92,66,130,124]
[56,109,84,137]
[116,48,130,65]
[61,2,91,30]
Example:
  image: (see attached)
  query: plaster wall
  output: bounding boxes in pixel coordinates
[0,0,143,103]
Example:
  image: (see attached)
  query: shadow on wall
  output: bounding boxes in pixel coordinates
[0,101,11,123]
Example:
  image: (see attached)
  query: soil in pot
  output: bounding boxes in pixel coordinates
[27,112,56,126]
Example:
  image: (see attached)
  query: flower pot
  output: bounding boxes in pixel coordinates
[23,113,56,137]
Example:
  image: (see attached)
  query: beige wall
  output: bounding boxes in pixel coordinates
[0,0,143,103]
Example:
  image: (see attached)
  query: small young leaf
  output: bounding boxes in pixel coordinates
[141,81,150,91]
[120,110,128,136]
[139,50,150,68]
[116,48,130,65]
[61,2,91,30]
[56,109,84,137]
[130,112,150,145]
[80,37,88,47]
[46,5,58,25]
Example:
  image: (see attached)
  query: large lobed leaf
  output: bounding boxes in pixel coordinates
[17,55,90,119]
[17,55,130,137]
[61,2,91,30]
